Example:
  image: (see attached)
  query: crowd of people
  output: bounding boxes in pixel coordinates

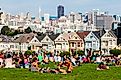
[0,51,79,74]
[0,50,121,74]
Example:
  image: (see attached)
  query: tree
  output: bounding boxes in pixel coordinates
[25,27,32,33]
[110,49,121,56]
[7,32,15,36]
[60,51,70,57]
[14,30,19,35]
[1,26,10,35]
[74,50,84,56]
[25,50,33,55]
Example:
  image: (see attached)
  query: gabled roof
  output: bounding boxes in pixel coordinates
[54,33,69,41]
[13,33,35,43]
[62,33,70,40]
[76,31,90,39]
[48,33,60,41]
[0,35,13,43]
[36,34,46,42]
[92,31,100,39]
[108,30,117,38]
[92,29,106,39]
[68,32,82,40]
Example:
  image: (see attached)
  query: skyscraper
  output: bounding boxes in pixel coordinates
[57,5,64,18]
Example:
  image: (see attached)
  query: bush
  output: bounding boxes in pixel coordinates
[25,50,33,55]
[110,49,121,56]
[60,51,70,57]
[74,50,84,56]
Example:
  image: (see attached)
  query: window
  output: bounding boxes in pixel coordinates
[78,42,80,47]
[72,42,74,47]
[34,40,37,42]
[10,45,14,48]
[109,40,112,45]
[46,38,49,41]
[90,36,93,38]
[107,35,110,37]
[32,45,34,49]
[90,43,92,47]
[105,41,108,46]
[93,44,96,48]
[75,37,77,39]
[16,45,18,48]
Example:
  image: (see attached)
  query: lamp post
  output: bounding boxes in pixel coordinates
[99,32,102,55]
[0,9,3,25]
[19,42,21,54]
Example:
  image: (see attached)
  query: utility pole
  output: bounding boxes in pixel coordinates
[0,8,3,25]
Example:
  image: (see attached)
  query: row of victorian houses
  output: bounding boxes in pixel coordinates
[0,30,118,55]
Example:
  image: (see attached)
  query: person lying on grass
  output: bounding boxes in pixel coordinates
[40,58,73,74]
[97,62,109,70]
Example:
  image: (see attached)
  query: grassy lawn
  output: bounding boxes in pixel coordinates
[0,63,121,80]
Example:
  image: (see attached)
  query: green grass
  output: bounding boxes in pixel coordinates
[0,63,121,80]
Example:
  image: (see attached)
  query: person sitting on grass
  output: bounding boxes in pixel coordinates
[42,55,49,64]
[0,53,4,68]
[57,57,73,74]
[30,57,41,72]
[4,54,15,68]
[97,62,109,70]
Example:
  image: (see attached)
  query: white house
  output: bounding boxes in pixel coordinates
[101,30,117,55]
[29,36,42,52]
[54,33,69,53]
[84,31,100,55]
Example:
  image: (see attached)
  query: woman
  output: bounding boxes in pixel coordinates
[97,62,109,70]
[24,56,29,68]
[30,57,41,72]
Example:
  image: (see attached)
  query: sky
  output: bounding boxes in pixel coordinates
[0,0,121,16]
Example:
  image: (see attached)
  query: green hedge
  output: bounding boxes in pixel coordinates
[110,49,121,56]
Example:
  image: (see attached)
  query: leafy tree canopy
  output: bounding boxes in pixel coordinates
[25,27,32,33]
[110,49,121,56]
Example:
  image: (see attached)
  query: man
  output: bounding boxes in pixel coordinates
[57,58,73,74]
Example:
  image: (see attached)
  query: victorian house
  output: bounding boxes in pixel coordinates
[101,30,117,55]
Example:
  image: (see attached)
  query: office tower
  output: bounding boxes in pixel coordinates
[44,13,50,24]
[96,14,113,30]
[69,12,82,23]
[57,5,64,18]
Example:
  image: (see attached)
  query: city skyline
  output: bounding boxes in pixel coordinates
[0,0,121,16]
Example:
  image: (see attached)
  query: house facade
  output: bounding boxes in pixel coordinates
[40,35,55,52]
[84,31,100,55]
[69,32,84,53]
[13,33,36,53]
[0,35,19,52]
[101,30,117,55]
[29,36,42,52]
[54,33,69,53]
